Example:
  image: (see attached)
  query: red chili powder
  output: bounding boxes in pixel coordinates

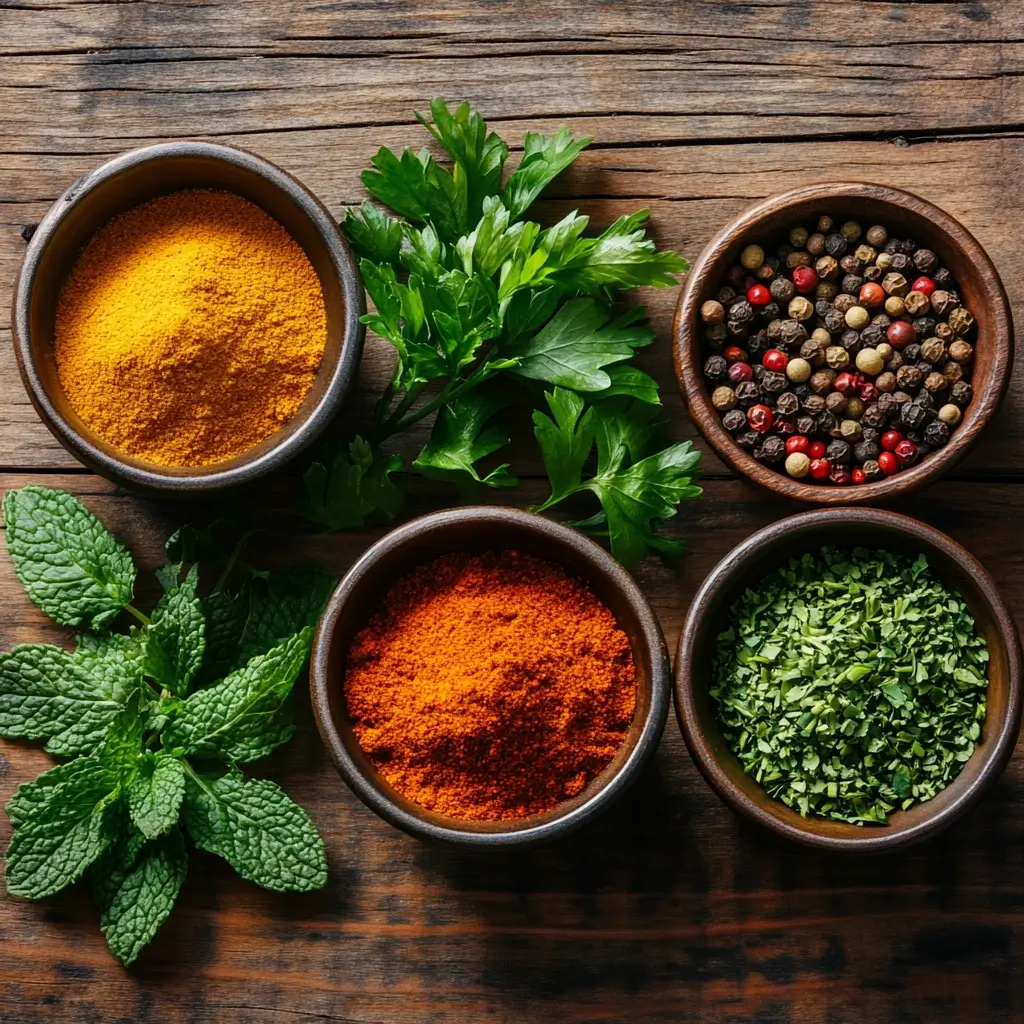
[343,549,637,821]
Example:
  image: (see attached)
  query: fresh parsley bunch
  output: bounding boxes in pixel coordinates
[303,98,702,564]
[0,487,334,965]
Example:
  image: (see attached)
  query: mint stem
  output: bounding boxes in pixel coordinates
[126,605,151,626]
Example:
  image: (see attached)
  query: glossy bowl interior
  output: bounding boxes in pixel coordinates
[311,507,672,848]
[11,141,364,494]
[676,508,1022,852]
[674,182,1013,505]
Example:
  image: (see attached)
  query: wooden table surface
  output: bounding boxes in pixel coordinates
[3,2,1024,1021]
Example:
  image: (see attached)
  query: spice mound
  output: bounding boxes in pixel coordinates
[55,189,327,467]
[344,550,637,821]
[701,216,975,485]
[711,547,988,824]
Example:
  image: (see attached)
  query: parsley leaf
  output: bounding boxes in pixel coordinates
[3,487,135,629]
[502,127,591,221]
[341,201,403,264]
[532,389,595,505]
[183,766,327,892]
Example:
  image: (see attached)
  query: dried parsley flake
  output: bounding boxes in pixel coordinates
[710,547,988,824]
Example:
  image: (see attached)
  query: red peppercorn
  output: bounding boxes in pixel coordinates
[746,283,771,306]
[809,457,831,480]
[880,430,903,452]
[776,418,796,436]
[834,372,857,394]
[728,361,753,384]
[762,348,788,372]
[792,266,817,293]
[912,276,936,296]
[723,345,747,364]
[747,404,774,432]
[830,464,852,485]
[887,320,916,348]
[852,467,866,484]
[878,451,899,475]
[859,282,885,308]
[786,435,810,455]
[894,439,919,466]
[809,441,827,459]
[859,382,879,403]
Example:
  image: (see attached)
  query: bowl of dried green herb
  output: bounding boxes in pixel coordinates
[675,508,1021,852]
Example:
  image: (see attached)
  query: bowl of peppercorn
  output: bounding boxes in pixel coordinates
[673,182,1013,504]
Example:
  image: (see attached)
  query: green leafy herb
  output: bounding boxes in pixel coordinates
[710,547,989,824]
[304,98,698,564]
[0,487,333,965]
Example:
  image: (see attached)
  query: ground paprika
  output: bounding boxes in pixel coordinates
[343,549,637,821]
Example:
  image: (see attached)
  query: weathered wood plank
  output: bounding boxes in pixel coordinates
[0,476,1022,1023]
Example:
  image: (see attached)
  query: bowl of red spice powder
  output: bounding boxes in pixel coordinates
[310,506,671,847]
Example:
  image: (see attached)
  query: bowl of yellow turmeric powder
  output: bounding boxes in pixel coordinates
[12,142,364,492]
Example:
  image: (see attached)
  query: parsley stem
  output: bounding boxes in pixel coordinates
[126,604,151,626]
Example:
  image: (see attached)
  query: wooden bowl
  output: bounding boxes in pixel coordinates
[675,507,1022,852]
[310,506,671,848]
[11,141,364,494]
[674,182,1013,505]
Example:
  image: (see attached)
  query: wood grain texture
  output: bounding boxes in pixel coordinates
[2,2,1024,1022]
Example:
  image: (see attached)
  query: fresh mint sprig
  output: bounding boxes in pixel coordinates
[304,98,701,564]
[0,486,333,965]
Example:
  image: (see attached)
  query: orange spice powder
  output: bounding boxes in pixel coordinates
[343,550,637,821]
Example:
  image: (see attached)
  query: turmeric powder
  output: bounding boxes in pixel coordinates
[55,189,327,467]
[343,550,637,821]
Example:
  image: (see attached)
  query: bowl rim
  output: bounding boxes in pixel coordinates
[674,506,1023,852]
[10,140,365,494]
[673,180,1014,506]
[310,505,672,848]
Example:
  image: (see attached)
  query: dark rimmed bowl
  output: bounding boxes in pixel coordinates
[310,507,671,848]
[11,141,364,494]
[674,182,1013,506]
[675,507,1022,853]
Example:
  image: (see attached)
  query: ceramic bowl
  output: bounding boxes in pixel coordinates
[674,182,1013,505]
[310,506,671,848]
[11,141,364,494]
[675,507,1022,852]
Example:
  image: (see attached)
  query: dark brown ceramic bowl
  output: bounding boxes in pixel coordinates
[310,506,671,848]
[674,182,1013,505]
[675,508,1022,852]
[11,141,364,494]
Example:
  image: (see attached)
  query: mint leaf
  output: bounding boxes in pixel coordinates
[183,767,327,892]
[164,630,311,763]
[417,99,508,228]
[6,755,115,829]
[146,564,204,697]
[502,127,591,222]
[552,211,689,292]
[2,486,136,629]
[5,753,121,898]
[302,438,404,532]
[196,589,249,685]
[532,388,595,506]
[0,644,137,756]
[507,298,653,391]
[127,753,185,840]
[98,827,187,966]
[90,805,147,910]
[414,392,516,489]
[341,201,403,264]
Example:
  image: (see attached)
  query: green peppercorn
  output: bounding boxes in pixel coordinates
[789,297,814,321]
[826,345,850,370]
[840,220,862,243]
[846,396,866,420]
[741,244,765,270]
[816,281,839,303]
[817,215,834,233]
[807,233,826,257]
[789,226,810,248]
[904,291,931,316]
[840,418,862,441]
[948,307,975,335]
[875,251,893,271]
[862,458,884,481]
[787,251,814,269]
[854,244,876,265]
[712,385,737,411]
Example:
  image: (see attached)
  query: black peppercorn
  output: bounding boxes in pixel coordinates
[792,383,812,402]
[861,404,887,430]
[863,265,883,283]
[755,435,786,465]
[730,300,754,324]
[717,286,737,305]
[913,316,936,338]
[876,393,897,418]
[895,365,924,390]
[736,430,759,451]
[814,299,832,318]
[885,351,904,373]
[933,267,954,289]
[823,309,845,334]
[770,277,796,303]
[924,420,949,447]
[779,320,808,347]
[803,393,826,415]
[796,414,816,436]
[816,411,839,436]
[735,381,760,408]
[906,430,924,446]
[861,427,881,445]
[892,390,912,408]
[915,390,935,411]
[722,408,747,433]
[704,355,728,382]
[900,402,928,429]
[840,254,861,274]
[859,324,884,348]
[913,248,938,275]
[853,440,880,464]
[761,302,780,321]
[762,370,787,394]
[902,342,921,364]
[871,313,892,330]
[825,233,848,258]
[826,439,852,464]
[747,331,770,357]
[950,380,973,406]
[841,274,863,295]
[752,364,766,386]
[840,329,862,353]
[726,320,749,338]
[705,324,728,349]
[890,252,910,272]
[883,238,902,255]
[776,391,800,416]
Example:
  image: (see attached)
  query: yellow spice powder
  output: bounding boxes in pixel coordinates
[55,189,327,467]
